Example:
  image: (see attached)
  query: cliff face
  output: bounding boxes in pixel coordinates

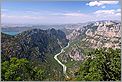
[84,21,121,49]
[57,21,121,78]
[66,20,121,49]
[58,20,121,67]
[1,28,69,62]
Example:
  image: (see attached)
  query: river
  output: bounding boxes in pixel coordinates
[54,43,69,77]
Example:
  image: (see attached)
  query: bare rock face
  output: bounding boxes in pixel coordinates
[69,48,84,61]
[85,29,93,37]
[65,20,121,49]
[83,20,121,49]
[66,29,81,40]
[66,26,86,40]
[95,21,121,38]
[59,47,84,63]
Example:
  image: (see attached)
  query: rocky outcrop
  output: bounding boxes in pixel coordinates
[84,21,121,49]
[68,48,84,61]
[66,20,121,49]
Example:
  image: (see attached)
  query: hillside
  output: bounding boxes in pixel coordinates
[1,28,69,80]
[57,20,121,78]
[1,20,121,81]
[65,20,121,48]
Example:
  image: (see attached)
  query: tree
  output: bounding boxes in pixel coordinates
[2,57,46,81]
[75,48,121,81]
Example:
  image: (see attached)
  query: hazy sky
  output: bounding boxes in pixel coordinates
[1,1,121,24]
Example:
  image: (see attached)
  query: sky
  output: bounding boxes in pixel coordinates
[1,1,121,24]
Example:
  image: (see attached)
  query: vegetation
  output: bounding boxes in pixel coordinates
[75,48,121,81]
[1,29,68,81]
[2,57,45,81]
[1,27,121,81]
[2,48,120,81]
